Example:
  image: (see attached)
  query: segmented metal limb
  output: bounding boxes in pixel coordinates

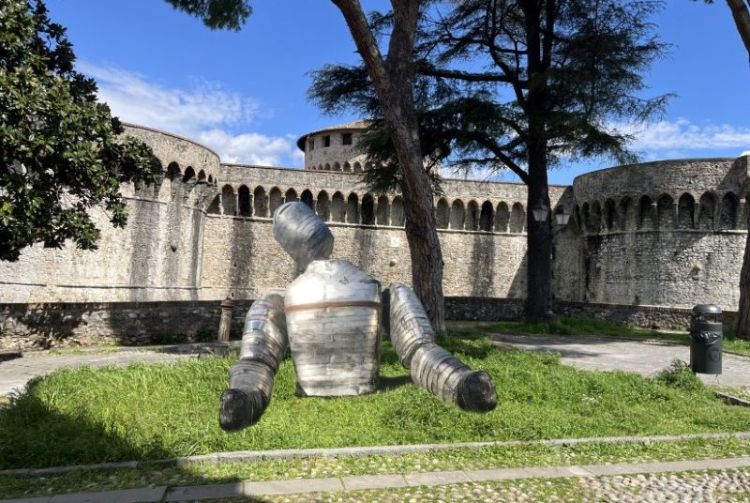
[387,283,497,412]
[273,202,334,271]
[219,292,288,431]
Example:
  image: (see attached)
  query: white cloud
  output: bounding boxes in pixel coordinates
[79,62,302,166]
[197,129,302,166]
[616,118,750,154]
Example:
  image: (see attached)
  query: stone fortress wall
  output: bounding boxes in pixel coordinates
[0,123,748,348]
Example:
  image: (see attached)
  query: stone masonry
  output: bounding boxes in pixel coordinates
[0,122,748,349]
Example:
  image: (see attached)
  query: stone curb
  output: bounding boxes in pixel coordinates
[5,455,750,502]
[3,431,750,477]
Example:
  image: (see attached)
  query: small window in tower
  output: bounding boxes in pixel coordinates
[342,133,352,145]
[323,135,331,147]
[309,138,314,151]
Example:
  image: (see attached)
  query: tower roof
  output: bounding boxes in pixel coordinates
[296,120,370,151]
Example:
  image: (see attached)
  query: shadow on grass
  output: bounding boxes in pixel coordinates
[0,379,161,469]
[378,375,412,392]
[0,380,276,501]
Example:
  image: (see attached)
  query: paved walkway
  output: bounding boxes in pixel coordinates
[492,334,750,388]
[4,456,750,502]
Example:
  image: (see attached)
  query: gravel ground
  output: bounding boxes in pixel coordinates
[203,468,750,502]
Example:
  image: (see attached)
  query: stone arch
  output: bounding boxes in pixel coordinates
[603,199,616,231]
[720,192,738,229]
[495,202,510,232]
[238,185,251,217]
[331,192,346,222]
[221,184,236,216]
[269,187,283,216]
[362,194,375,225]
[509,203,525,233]
[657,194,675,229]
[253,186,268,217]
[318,164,323,171]
[182,166,195,183]
[677,193,695,229]
[436,198,450,229]
[698,192,717,229]
[590,201,602,233]
[619,197,634,231]
[166,162,181,180]
[377,195,390,225]
[333,162,341,172]
[285,188,298,203]
[316,190,331,221]
[347,193,360,223]
[450,200,465,230]
[343,162,351,172]
[479,201,493,231]
[581,203,591,233]
[391,196,405,226]
[325,163,331,171]
[208,175,214,184]
[466,201,479,231]
[365,162,375,171]
[207,194,221,214]
[353,162,362,173]
[197,169,206,182]
[638,195,655,230]
[301,189,314,209]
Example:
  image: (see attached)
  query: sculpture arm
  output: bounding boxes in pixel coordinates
[386,283,497,412]
[219,292,288,431]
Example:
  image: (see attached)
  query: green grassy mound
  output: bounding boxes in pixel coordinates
[2,331,749,469]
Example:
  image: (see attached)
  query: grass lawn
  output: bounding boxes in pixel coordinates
[465,317,750,356]
[2,329,750,471]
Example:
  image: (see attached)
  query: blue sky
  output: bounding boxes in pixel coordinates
[46,0,750,185]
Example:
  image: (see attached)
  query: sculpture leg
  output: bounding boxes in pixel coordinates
[387,283,497,412]
[219,293,288,431]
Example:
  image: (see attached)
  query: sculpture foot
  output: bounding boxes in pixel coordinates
[457,371,497,413]
[219,388,267,431]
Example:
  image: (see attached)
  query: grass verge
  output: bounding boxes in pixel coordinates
[2,330,750,471]
[3,437,750,499]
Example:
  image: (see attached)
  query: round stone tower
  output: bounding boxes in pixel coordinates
[296,121,369,173]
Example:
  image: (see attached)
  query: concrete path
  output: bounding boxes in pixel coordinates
[4,456,750,502]
[492,334,750,388]
[0,343,238,396]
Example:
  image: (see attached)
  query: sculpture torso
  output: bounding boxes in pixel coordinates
[284,259,381,396]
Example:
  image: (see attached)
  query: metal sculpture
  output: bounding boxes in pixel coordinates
[219,202,497,431]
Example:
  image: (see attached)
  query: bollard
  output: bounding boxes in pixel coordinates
[218,298,235,342]
[690,304,723,374]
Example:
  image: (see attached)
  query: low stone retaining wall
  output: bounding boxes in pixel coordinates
[554,301,738,331]
[0,298,739,351]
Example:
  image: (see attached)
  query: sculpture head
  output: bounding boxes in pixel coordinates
[273,202,334,270]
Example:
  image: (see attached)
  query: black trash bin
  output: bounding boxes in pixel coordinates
[690,304,722,374]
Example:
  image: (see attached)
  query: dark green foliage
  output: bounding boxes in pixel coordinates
[309,0,670,184]
[0,0,160,261]
[165,0,251,30]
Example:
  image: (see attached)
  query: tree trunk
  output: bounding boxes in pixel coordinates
[726,0,750,59]
[331,0,446,334]
[737,221,750,339]
[524,139,553,321]
[521,0,553,321]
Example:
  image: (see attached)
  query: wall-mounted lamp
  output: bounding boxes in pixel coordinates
[554,211,571,226]
[532,205,550,222]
